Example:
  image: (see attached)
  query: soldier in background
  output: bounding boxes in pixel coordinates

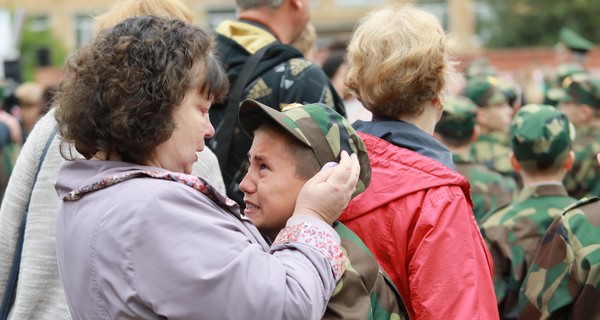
[462,76,517,183]
[543,61,587,107]
[559,74,600,198]
[554,26,594,65]
[519,155,600,319]
[481,104,577,319]
[434,95,517,224]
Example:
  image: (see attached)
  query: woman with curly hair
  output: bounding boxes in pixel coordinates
[54,16,360,319]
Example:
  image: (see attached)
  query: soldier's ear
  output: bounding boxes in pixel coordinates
[564,150,575,171]
[581,105,593,119]
[510,152,521,172]
[471,125,480,142]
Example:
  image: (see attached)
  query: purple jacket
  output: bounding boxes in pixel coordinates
[55,159,343,319]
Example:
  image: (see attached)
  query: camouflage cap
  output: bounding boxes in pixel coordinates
[562,73,600,109]
[462,76,507,108]
[239,99,371,197]
[510,104,575,169]
[435,95,477,141]
[545,63,588,106]
[558,27,594,53]
[557,62,587,86]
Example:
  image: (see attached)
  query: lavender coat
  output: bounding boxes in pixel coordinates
[55,159,339,319]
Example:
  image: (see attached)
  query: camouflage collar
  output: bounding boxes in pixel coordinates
[517,183,570,202]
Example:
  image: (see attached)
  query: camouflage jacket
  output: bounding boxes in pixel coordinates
[563,126,600,199]
[470,133,521,187]
[481,184,577,319]
[519,197,600,320]
[453,153,517,224]
[327,222,409,320]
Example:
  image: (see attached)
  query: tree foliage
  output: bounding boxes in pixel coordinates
[480,0,600,48]
[19,17,68,81]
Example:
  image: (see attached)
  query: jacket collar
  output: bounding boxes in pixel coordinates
[353,117,456,170]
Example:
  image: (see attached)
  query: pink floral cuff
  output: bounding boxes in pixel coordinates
[273,222,346,280]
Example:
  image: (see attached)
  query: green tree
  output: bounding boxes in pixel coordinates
[480,0,600,48]
[19,17,68,81]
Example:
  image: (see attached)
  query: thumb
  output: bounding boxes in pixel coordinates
[307,162,337,184]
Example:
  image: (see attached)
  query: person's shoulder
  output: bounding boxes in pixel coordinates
[481,202,514,228]
[562,196,600,225]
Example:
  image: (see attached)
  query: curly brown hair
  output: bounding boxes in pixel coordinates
[55,16,229,164]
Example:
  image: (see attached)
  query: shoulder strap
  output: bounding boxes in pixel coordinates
[210,43,274,170]
[0,128,57,318]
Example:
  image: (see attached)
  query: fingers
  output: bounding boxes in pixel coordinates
[327,151,360,190]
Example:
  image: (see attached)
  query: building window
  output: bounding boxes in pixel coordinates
[28,15,49,32]
[74,14,93,48]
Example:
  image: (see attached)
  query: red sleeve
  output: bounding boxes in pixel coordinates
[405,186,499,319]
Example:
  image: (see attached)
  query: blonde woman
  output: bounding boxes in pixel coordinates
[338,5,499,319]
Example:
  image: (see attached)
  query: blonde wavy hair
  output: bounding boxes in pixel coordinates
[92,0,194,34]
[345,5,457,118]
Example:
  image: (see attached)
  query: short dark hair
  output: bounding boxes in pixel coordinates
[55,16,228,164]
[255,122,320,180]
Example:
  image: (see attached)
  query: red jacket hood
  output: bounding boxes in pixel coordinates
[341,132,472,220]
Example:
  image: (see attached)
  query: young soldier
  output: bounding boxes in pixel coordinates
[558,74,600,198]
[481,104,578,319]
[238,99,408,320]
[462,76,516,181]
[519,154,600,319]
[434,95,517,224]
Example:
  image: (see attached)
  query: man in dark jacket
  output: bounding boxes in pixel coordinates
[208,0,345,205]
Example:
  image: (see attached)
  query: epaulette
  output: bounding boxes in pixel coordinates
[562,196,600,215]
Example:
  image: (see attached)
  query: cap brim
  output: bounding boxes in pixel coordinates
[239,99,311,147]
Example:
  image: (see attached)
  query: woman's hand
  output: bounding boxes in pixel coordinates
[293,151,360,224]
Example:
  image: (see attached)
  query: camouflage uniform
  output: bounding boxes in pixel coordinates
[435,95,517,224]
[481,104,577,319]
[518,196,600,319]
[239,100,407,319]
[454,153,517,224]
[559,75,600,198]
[329,222,409,320]
[462,76,519,183]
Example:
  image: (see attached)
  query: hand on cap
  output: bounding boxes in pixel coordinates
[293,151,360,224]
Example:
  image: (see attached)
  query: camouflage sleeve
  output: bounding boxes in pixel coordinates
[480,223,511,304]
[519,207,600,319]
[276,58,345,116]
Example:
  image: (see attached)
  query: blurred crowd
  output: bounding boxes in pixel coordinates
[1,0,599,319]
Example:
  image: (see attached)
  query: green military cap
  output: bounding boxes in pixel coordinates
[562,73,600,108]
[558,27,594,53]
[239,99,371,197]
[543,63,587,106]
[435,95,477,141]
[462,76,507,108]
[510,104,575,170]
[557,62,587,86]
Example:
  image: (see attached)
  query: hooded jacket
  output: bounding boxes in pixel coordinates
[339,119,499,319]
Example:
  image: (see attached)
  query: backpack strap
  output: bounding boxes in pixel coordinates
[210,43,274,170]
[0,128,56,318]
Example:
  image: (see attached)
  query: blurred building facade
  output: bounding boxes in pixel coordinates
[0,0,476,53]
